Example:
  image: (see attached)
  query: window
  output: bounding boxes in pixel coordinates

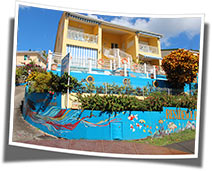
[24,55,28,60]
[139,41,148,45]
[111,43,118,49]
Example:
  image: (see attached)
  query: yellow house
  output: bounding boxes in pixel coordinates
[16,51,47,68]
[54,12,163,70]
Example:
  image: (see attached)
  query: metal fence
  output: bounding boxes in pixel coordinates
[72,81,197,97]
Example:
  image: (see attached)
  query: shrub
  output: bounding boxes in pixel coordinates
[15,61,45,84]
[77,92,197,113]
[162,49,199,89]
[27,72,52,93]
[26,71,82,94]
[49,72,82,94]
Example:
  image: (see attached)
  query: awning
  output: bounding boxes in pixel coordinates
[140,54,163,60]
[66,12,101,25]
[136,31,163,39]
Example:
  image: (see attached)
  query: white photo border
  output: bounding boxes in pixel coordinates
[9,0,205,159]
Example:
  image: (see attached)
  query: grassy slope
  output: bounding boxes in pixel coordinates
[128,129,196,146]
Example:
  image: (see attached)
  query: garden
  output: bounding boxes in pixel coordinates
[15,60,46,85]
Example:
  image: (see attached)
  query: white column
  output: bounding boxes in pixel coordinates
[144,63,147,73]
[66,52,71,108]
[127,57,130,69]
[146,71,149,78]
[88,58,92,73]
[117,49,120,68]
[124,63,127,77]
[113,59,116,70]
[48,50,53,70]
[105,83,107,94]
[110,60,112,70]
[153,65,156,79]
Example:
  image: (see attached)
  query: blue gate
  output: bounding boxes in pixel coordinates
[111,122,123,140]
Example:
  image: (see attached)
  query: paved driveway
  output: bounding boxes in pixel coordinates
[12,86,56,142]
[20,139,190,155]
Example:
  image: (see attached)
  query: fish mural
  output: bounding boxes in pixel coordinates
[168,122,177,131]
[159,119,164,124]
[136,123,142,129]
[130,124,135,132]
[139,119,145,124]
[128,114,138,121]
[185,121,196,130]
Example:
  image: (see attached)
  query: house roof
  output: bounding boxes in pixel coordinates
[162,48,199,51]
[65,12,163,39]
[17,51,47,62]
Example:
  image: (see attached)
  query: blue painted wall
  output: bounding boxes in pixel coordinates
[69,71,170,89]
[23,92,197,140]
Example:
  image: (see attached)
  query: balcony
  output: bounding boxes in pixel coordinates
[139,44,158,54]
[67,29,98,44]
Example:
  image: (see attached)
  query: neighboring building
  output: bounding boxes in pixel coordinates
[16,51,47,68]
[161,49,199,58]
[54,12,163,69]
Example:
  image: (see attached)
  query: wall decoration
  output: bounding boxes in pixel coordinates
[23,93,197,140]
[86,75,95,83]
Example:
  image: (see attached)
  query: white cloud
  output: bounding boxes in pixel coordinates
[87,14,99,20]
[19,5,31,10]
[110,16,201,47]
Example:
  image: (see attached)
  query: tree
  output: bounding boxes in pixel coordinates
[162,49,199,89]
[42,50,48,58]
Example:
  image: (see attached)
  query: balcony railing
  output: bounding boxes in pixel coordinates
[67,30,98,44]
[139,44,158,54]
[103,48,132,69]
[103,48,132,60]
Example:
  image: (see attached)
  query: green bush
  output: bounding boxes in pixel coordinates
[16,67,26,84]
[27,71,82,94]
[77,92,197,113]
[49,72,82,94]
[28,72,52,93]
[15,61,45,84]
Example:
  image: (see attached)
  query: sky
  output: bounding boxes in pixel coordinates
[17,5,202,53]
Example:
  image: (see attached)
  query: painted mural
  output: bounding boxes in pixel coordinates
[126,109,196,139]
[23,92,197,140]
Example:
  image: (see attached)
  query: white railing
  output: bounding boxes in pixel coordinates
[130,63,152,74]
[47,50,166,78]
[67,30,98,44]
[157,66,166,75]
[69,58,98,69]
[103,48,132,69]
[47,51,63,70]
[103,48,132,60]
[52,52,63,64]
[103,48,116,58]
[139,44,158,54]
[119,49,132,60]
